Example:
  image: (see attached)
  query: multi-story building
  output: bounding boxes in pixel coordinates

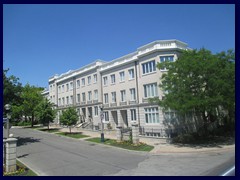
[47,39,191,137]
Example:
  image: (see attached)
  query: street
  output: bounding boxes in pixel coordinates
[10,128,235,176]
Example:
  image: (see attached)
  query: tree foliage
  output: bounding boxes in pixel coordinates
[60,107,79,133]
[157,48,235,134]
[36,98,56,129]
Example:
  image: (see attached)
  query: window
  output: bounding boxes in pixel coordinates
[94,106,98,116]
[104,93,109,104]
[111,92,116,103]
[120,71,125,82]
[82,78,85,86]
[142,60,156,74]
[76,80,80,88]
[50,85,52,92]
[160,56,174,70]
[77,94,80,103]
[104,112,109,121]
[58,98,61,106]
[120,90,126,102]
[70,82,73,90]
[145,107,159,124]
[128,69,134,80]
[130,109,136,121]
[66,96,69,105]
[103,76,108,86]
[66,84,69,92]
[93,74,97,83]
[62,85,64,92]
[110,74,115,84]
[53,84,55,91]
[58,86,61,93]
[82,93,86,102]
[88,91,92,101]
[62,97,65,105]
[53,95,55,103]
[70,95,73,104]
[130,88,136,101]
[144,83,158,98]
[88,76,91,85]
[94,90,98,100]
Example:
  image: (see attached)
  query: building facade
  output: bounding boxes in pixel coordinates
[47,39,191,137]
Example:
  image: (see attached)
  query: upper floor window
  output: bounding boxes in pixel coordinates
[94,90,98,100]
[62,85,64,92]
[58,86,61,93]
[66,96,69,105]
[70,82,73,90]
[130,88,136,101]
[53,84,55,91]
[70,95,73,104]
[103,76,108,86]
[110,74,115,84]
[76,80,80,88]
[62,97,65,105]
[142,60,156,75]
[88,91,92,101]
[104,93,109,104]
[93,74,97,83]
[82,78,85,86]
[88,76,91,85]
[82,93,86,102]
[120,71,125,82]
[77,94,80,103]
[50,85,52,92]
[160,56,174,70]
[144,83,158,98]
[58,98,61,106]
[111,92,116,103]
[120,90,126,102]
[128,69,134,80]
[66,84,69,92]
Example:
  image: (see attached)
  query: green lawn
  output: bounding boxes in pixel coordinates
[3,160,38,176]
[86,137,154,152]
[56,132,90,139]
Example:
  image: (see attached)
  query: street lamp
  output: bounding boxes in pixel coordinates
[4,104,11,138]
[99,105,104,142]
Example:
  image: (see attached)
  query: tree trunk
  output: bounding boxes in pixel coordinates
[48,122,49,130]
[31,113,34,127]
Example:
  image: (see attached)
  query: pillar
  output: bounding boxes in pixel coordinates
[132,123,139,144]
[4,138,17,172]
[116,126,122,142]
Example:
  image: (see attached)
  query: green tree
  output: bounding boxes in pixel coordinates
[36,99,56,130]
[20,84,44,127]
[60,107,79,133]
[156,48,235,134]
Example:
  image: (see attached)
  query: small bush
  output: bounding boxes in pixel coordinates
[17,121,31,126]
[172,134,196,144]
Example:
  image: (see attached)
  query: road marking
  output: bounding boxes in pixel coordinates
[221,166,235,176]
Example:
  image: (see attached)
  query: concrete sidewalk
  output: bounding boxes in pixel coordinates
[55,126,235,154]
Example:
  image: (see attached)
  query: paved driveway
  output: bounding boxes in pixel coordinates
[10,128,235,176]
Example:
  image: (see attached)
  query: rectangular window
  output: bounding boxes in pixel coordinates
[120,90,126,102]
[76,80,80,88]
[77,94,80,103]
[120,71,125,82]
[104,93,109,104]
[50,85,52,92]
[58,98,61,106]
[70,96,73,104]
[94,106,98,116]
[145,108,159,124]
[130,109,136,121]
[110,74,115,84]
[82,78,85,86]
[104,111,109,122]
[62,85,64,92]
[66,84,69,92]
[70,82,73,90]
[58,86,61,93]
[93,74,97,83]
[160,56,174,70]
[53,95,55,103]
[128,69,134,80]
[144,83,158,98]
[88,91,92,101]
[142,60,156,74]
[103,76,108,86]
[53,84,55,91]
[111,92,116,103]
[130,88,136,100]
[62,97,65,105]
[82,93,86,102]
[94,90,98,100]
[88,76,91,85]
[66,96,69,105]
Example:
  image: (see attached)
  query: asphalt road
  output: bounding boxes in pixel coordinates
[9,128,235,176]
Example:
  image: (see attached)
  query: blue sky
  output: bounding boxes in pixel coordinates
[3,4,235,88]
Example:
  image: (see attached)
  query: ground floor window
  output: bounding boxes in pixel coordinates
[130,109,136,121]
[145,107,160,124]
[94,106,98,116]
[104,111,109,122]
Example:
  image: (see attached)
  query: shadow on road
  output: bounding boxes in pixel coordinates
[16,137,41,147]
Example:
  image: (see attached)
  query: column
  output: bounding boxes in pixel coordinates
[131,122,139,144]
[5,138,17,172]
[116,126,123,142]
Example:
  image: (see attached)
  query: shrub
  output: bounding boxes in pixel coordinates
[172,134,196,144]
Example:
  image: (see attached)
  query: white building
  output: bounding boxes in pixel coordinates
[47,39,191,137]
